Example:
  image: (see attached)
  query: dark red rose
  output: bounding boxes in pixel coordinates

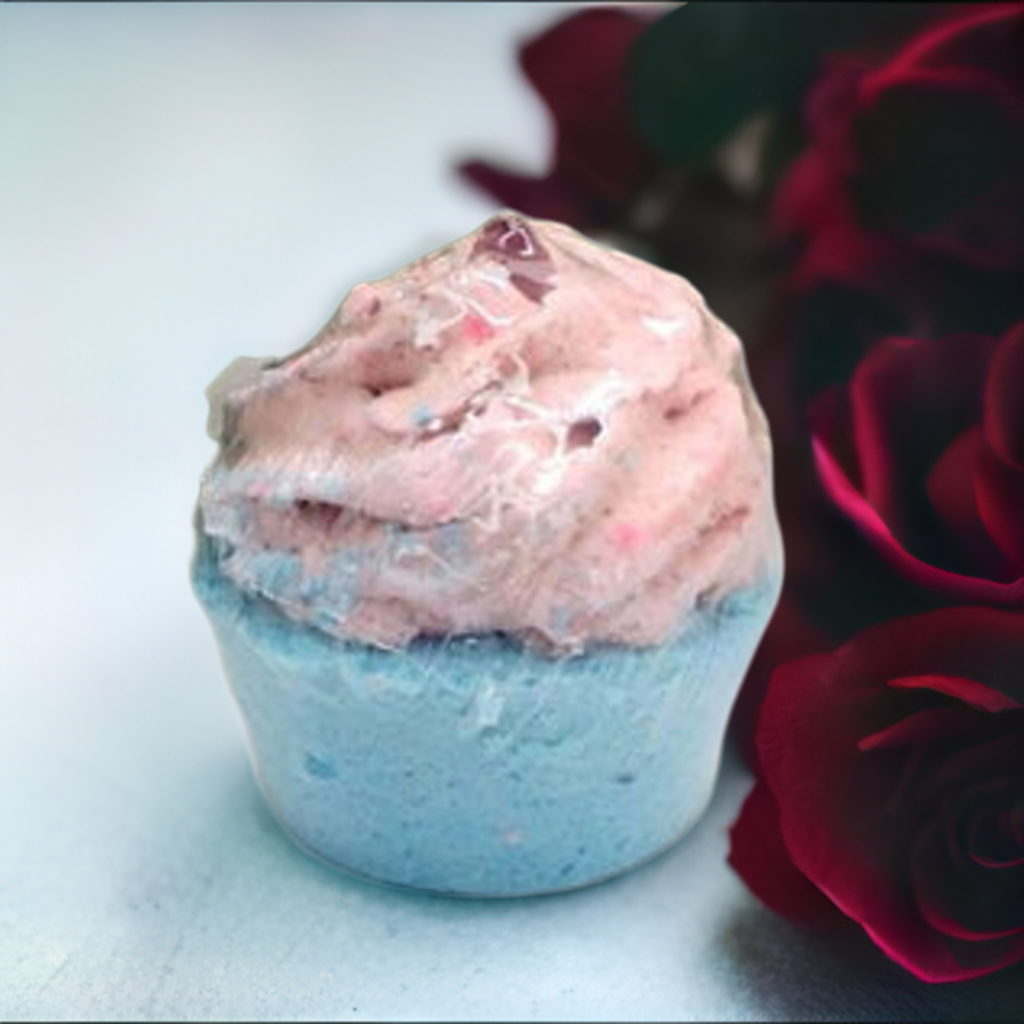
[811,322,1024,604]
[457,8,661,232]
[735,7,1024,765]
[733,297,948,765]
[772,58,905,295]
[730,607,1024,982]
[774,4,1024,300]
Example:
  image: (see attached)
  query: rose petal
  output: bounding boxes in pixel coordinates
[983,318,1024,470]
[911,785,1024,941]
[926,426,983,534]
[808,331,1024,596]
[772,149,842,238]
[846,334,997,537]
[933,3,1024,77]
[758,610,1024,982]
[813,435,1024,602]
[886,674,1023,713]
[808,385,862,489]
[790,220,897,294]
[457,161,588,227]
[457,8,658,230]
[862,4,1024,106]
[780,3,1024,298]
[973,323,1024,572]
[939,931,1024,978]
[771,65,902,294]
[917,729,1024,805]
[728,781,845,929]
[872,611,1024,708]
[975,442,1024,575]
[858,705,988,751]
[796,609,1024,713]
[926,426,1009,572]
[760,651,969,980]
[518,9,655,202]
[968,802,1024,869]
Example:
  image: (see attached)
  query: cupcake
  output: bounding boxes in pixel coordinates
[192,213,783,897]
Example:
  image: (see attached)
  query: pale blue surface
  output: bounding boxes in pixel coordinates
[193,537,780,896]
[3,625,1022,1021]
[3,4,1023,1019]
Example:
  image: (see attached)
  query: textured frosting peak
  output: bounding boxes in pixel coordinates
[197,212,780,653]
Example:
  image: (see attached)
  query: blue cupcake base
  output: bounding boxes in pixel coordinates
[193,539,780,897]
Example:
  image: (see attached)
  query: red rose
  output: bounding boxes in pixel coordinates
[772,58,904,294]
[730,607,1024,982]
[736,7,1024,766]
[457,8,660,231]
[774,4,1024,297]
[733,298,949,765]
[811,322,1024,604]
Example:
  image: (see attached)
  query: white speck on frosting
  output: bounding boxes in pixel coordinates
[642,314,690,338]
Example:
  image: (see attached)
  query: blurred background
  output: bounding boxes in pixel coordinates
[2,4,1022,1020]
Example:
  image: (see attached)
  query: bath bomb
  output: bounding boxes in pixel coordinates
[192,212,783,896]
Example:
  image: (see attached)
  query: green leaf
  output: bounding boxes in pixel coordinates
[627,2,944,163]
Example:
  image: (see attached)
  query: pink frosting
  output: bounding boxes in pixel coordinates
[198,213,781,653]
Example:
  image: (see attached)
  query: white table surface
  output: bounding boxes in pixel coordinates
[1,4,1021,1020]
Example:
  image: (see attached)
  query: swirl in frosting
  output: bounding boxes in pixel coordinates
[196,213,781,653]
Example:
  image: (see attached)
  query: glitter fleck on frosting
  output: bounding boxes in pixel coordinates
[196,212,781,653]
